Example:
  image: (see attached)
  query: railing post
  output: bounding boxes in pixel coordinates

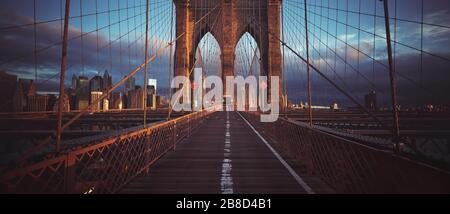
[167,1,174,121]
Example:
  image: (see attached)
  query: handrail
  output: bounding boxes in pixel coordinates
[242,111,450,193]
[0,108,217,194]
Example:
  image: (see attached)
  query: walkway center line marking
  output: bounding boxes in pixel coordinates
[221,111,234,194]
[237,111,315,194]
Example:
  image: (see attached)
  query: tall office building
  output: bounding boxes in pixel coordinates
[52,94,70,112]
[125,76,136,93]
[77,76,89,110]
[365,91,377,111]
[128,87,144,109]
[147,85,156,109]
[26,95,49,112]
[121,93,128,109]
[90,91,103,112]
[111,92,123,110]
[103,99,109,111]
[12,79,37,112]
[147,79,157,109]
[148,79,157,94]
[71,74,78,90]
[0,71,17,112]
[66,88,77,110]
[47,94,57,112]
[90,75,103,92]
[103,70,112,91]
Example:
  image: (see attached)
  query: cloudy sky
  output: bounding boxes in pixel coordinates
[0,0,449,107]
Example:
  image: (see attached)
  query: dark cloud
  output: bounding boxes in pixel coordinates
[1,4,449,108]
[0,7,171,92]
[285,51,450,107]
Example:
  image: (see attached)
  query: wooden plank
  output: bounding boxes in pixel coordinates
[120,111,329,194]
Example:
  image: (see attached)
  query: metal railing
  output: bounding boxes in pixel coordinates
[243,112,450,193]
[0,109,215,194]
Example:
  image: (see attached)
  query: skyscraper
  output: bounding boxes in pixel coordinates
[52,94,70,112]
[12,79,36,112]
[148,79,157,94]
[0,71,17,112]
[71,74,78,90]
[90,91,103,112]
[103,70,112,91]
[26,95,49,112]
[147,85,156,109]
[128,86,144,109]
[103,99,109,111]
[77,76,89,110]
[90,75,103,92]
[125,76,136,93]
[111,92,123,110]
[365,91,377,111]
[66,87,77,110]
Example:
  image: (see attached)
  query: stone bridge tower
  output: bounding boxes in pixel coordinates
[173,0,282,103]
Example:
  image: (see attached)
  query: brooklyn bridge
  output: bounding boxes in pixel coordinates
[0,0,449,194]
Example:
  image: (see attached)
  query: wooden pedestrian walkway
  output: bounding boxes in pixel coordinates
[121,111,330,194]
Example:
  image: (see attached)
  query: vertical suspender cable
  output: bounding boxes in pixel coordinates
[168,0,174,120]
[108,0,112,97]
[420,0,425,103]
[56,0,71,152]
[33,0,38,83]
[303,0,313,127]
[357,0,361,90]
[80,0,84,76]
[118,0,123,90]
[373,0,376,83]
[143,0,150,126]
[382,0,401,151]
[282,0,287,118]
[96,0,99,75]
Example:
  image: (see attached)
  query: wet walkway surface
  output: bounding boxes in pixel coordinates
[120,111,312,194]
